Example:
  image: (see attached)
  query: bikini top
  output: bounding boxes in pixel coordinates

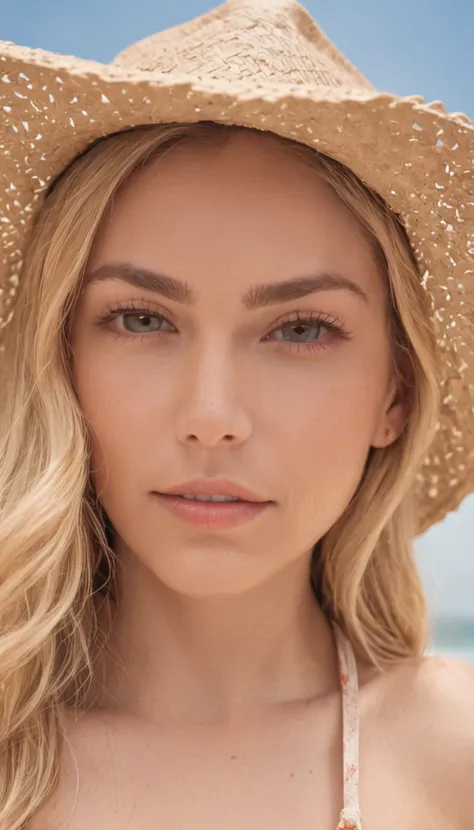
[334,623,362,830]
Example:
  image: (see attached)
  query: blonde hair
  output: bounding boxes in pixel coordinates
[0,121,440,828]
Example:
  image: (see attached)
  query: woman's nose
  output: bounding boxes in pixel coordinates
[174,349,253,449]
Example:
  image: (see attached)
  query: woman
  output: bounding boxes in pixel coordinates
[0,1,473,828]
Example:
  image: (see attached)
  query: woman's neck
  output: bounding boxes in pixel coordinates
[90,538,340,725]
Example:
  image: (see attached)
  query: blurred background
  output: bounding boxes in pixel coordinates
[2,0,473,661]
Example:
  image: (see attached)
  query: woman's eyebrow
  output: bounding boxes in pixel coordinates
[87,262,369,308]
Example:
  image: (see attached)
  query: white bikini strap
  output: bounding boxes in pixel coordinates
[333,622,363,830]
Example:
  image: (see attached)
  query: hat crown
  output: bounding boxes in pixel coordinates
[112,0,374,92]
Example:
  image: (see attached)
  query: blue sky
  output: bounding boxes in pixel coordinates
[1,0,473,622]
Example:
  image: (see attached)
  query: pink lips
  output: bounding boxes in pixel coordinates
[152,478,273,529]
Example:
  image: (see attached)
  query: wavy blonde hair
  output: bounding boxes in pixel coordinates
[0,121,440,828]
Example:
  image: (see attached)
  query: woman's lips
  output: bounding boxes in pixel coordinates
[152,493,272,529]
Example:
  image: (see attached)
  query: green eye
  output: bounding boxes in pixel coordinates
[273,320,322,342]
[120,313,173,334]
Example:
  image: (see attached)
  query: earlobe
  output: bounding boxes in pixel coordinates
[371,426,391,450]
[371,394,407,449]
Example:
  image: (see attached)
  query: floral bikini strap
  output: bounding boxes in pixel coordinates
[333,622,363,830]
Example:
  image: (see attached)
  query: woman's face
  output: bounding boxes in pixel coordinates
[70,131,404,597]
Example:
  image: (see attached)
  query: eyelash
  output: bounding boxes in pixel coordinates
[95,299,352,355]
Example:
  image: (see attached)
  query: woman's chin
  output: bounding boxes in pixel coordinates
[149,553,270,598]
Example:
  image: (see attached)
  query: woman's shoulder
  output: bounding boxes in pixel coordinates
[369,651,474,827]
[386,650,474,741]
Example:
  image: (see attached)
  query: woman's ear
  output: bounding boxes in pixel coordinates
[371,377,408,449]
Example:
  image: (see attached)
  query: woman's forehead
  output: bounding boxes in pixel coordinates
[88,134,380,294]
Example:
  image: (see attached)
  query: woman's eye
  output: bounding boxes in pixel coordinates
[269,319,323,343]
[118,313,174,335]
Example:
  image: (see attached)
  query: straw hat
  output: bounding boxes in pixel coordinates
[0,0,472,534]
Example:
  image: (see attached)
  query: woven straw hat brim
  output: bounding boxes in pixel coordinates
[0,1,473,535]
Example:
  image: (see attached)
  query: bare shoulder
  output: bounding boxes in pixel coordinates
[370,651,474,827]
